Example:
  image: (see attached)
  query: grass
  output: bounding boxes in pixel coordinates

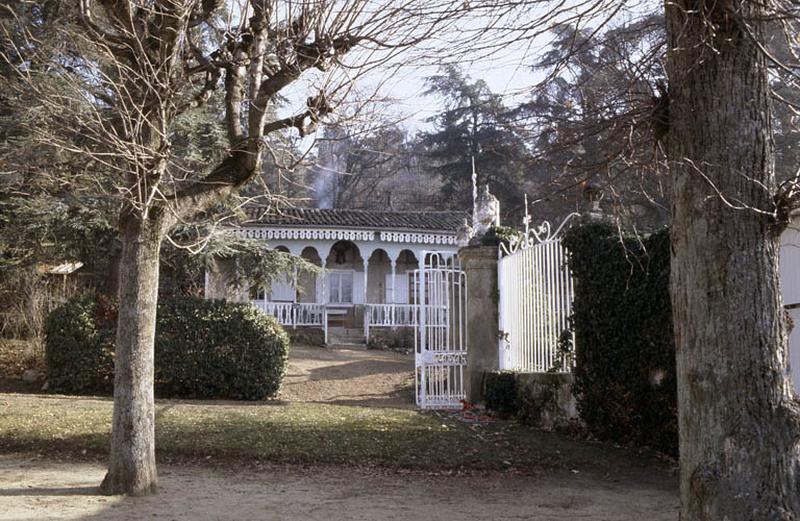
[0,392,670,475]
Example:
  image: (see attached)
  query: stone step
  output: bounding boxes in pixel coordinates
[327,329,367,348]
[328,335,366,342]
[328,342,367,349]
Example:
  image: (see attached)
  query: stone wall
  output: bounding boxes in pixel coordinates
[515,372,579,431]
[485,371,580,431]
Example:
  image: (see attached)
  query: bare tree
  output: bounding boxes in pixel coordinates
[449,1,800,516]
[6,0,800,513]
[2,0,476,495]
[665,1,800,517]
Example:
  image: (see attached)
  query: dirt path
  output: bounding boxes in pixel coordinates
[0,455,677,521]
[279,345,415,407]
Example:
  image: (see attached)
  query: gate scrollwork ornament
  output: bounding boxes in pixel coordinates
[501,195,579,256]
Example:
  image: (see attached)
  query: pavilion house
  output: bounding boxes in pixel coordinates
[205,207,469,345]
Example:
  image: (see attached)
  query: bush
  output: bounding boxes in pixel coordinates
[563,220,677,455]
[44,296,114,394]
[45,297,289,400]
[477,225,521,248]
[484,371,519,417]
[155,298,289,400]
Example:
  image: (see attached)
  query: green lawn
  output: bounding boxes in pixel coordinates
[0,392,667,475]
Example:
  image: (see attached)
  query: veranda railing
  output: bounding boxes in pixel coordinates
[251,301,325,327]
[363,303,420,338]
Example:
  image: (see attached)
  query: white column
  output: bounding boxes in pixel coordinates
[362,258,369,304]
[389,259,397,327]
[415,249,427,269]
[389,260,397,304]
[292,266,298,304]
[291,265,298,329]
[320,267,327,304]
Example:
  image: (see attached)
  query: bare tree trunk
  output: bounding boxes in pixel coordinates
[665,2,800,519]
[99,211,164,496]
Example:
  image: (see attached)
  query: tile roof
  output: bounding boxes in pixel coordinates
[243,207,469,234]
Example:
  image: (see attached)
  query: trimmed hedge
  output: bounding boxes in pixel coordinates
[155,298,289,400]
[562,220,677,455]
[45,297,289,400]
[44,296,114,394]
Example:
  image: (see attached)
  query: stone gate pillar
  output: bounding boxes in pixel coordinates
[458,245,499,403]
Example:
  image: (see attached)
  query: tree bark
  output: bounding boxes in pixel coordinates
[665,2,800,519]
[99,210,165,496]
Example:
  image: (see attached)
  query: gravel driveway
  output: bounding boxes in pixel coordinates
[278,344,415,408]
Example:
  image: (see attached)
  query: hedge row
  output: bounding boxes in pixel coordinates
[562,220,677,455]
[45,297,289,400]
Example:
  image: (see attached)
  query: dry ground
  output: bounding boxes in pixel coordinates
[0,455,677,521]
[278,344,415,407]
[0,343,679,520]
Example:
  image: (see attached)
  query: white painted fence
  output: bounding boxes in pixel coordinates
[252,301,325,327]
[364,304,419,336]
[498,213,577,373]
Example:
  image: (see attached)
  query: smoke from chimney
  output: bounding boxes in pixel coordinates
[312,129,347,209]
[313,158,336,209]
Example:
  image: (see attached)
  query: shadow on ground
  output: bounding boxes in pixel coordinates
[0,456,679,521]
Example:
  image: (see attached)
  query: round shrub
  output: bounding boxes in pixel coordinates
[155,298,289,400]
[45,296,114,394]
[45,296,289,400]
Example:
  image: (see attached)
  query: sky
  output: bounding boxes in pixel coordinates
[278,31,546,152]
[381,57,538,133]
[271,0,583,143]
[273,0,661,141]
[274,0,661,152]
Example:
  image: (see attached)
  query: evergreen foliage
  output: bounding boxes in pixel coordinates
[562,220,677,455]
[484,371,519,417]
[155,298,289,400]
[45,297,289,400]
[44,296,115,394]
[419,65,528,216]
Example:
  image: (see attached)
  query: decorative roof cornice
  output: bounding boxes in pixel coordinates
[379,231,457,246]
[236,227,374,242]
[234,226,459,245]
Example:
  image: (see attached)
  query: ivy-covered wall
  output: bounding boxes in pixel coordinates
[563,221,677,455]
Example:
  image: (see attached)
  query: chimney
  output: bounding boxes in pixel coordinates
[385,192,393,210]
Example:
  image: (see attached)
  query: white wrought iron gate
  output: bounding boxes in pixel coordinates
[498,213,577,373]
[413,252,467,409]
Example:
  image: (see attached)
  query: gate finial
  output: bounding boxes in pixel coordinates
[471,155,478,217]
[473,185,500,238]
[523,194,531,237]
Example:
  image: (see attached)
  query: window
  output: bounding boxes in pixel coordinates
[384,273,411,304]
[327,271,354,304]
